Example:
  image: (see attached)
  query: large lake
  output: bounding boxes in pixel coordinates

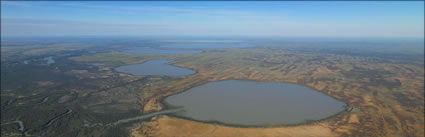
[165,80,346,126]
[161,43,253,49]
[121,47,200,54]
[114,60,195,76]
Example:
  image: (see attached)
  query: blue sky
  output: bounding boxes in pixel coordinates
[1,1,424,37]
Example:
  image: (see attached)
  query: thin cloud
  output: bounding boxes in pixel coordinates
[57,2,286,21]
[1,1,34,8]
[1,18,174,36]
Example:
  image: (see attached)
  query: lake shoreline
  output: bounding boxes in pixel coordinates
[157,79,350,128]
[114,59,197,77]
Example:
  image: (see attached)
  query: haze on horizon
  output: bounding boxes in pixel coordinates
[1,1,424,38]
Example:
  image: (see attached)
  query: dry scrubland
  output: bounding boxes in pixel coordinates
[72,47,424,137]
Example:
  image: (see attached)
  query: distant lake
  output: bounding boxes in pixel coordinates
[114,60,195,76]
[161,43,254,49]
[44,56,55,65]
[121,47,200,54]
[165,80,346,126]
[88,63,104,66]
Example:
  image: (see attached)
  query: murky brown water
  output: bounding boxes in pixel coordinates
[165,80,346,126]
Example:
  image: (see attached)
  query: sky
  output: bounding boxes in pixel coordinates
[1,1,424,37]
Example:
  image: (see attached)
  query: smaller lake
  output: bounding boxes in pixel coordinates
[161,43,254,49]
[88,63,104,66]
[44,56,55,65]
[114,60,195,76]
[165,80,346,126]
[121,47,200,54]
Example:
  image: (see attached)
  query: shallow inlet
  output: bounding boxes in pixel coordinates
[114,60,195,76]
[121,47,200,54]
[164,80,346,126]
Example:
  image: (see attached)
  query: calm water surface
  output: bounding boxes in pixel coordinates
[161,43,253,49]
[165,80,346,126]
[121,47,200,54]
[88,63,104,66]
[44,56,55,65]
[115,60,195,76]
